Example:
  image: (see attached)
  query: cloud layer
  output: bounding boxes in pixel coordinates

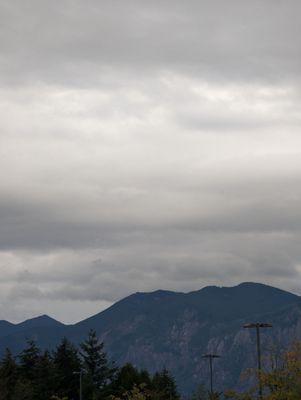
[1,0,301,323]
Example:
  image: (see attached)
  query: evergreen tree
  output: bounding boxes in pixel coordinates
[53,337,82,400]
[12,380,34,400]
[0,339,183,400]
[35,350,55,400]
[17,340,56,400]
[190,384,209,400]
[140,370,152,387]
[111,383,151,400]
[0,349,18,400]
[151,369,180,400]
[15,339,42,399]
[80,329,116,397]
[18,339,40,381]
[110,363,151,396]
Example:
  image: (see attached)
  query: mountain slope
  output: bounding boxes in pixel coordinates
[0,282,300,393]
[70,282,301,392]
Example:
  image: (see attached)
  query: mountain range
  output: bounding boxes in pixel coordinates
[1,282,301,394]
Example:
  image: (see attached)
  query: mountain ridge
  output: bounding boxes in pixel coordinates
[1,282,299,326]
[1,282,301,393]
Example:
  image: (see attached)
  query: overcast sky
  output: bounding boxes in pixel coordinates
[1,0,301,323]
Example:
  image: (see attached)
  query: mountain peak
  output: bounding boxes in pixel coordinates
[235,281,299,296]
[237,281,278,289]
[0,282,300,394]
[197,282,299,297]
[18,314,64,329]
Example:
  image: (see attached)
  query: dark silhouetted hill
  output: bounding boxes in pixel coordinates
[1,282,300,393]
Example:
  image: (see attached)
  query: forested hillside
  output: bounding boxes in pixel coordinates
[1,283,301,393]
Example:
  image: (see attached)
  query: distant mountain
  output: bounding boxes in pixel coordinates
[1,282,301,394]
[0,320,15,337]
[0,314,67,355]
[0,314,64,337]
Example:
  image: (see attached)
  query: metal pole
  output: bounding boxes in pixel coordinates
[209,356,213,394]
[202,354,221,396]
[80,370,83,400]
[243,323,272,400]
[256,326,262,400]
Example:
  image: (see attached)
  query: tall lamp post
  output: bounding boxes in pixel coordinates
[202,354,221,395]
[243,323,272,400]
[73,370,83,400]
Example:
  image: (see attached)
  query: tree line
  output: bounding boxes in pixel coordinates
[2,329,301,400]
[0,329,180,400]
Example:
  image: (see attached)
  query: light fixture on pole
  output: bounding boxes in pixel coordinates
[243,323,272,400]
[202,353,221,395]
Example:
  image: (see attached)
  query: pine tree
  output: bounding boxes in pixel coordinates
[152,368,180,400]
[53,337,82,400]
[0,348,18,400]
[35,350,55,400]
[110,363,151,397]
[80,329,116,396]
[18,339,40,381]
[15,339,42,399]
[12,380,34,400]
[17,340,56,400]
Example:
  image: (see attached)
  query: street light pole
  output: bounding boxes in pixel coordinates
[202,354,221,395]
[243,323,272,400]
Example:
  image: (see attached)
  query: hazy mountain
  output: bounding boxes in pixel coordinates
[0,314,64,337]
[0,320,15,337]
[1,282,301,393]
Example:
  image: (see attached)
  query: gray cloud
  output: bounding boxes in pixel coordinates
[0,0,301,323]
[1,1,301,86]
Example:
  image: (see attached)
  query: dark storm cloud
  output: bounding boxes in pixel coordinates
[0,0,301,322]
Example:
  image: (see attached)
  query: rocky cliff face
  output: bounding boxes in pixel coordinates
[0,282,300,394]
[72,283,301,393]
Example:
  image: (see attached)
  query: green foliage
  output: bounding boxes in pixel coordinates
[17,339,43,400]
[81,329,109,384]
[18,339,40,381]
[12,379,34,400]
[261,342,301,399]
[224,389,254,400]
[80,329,116,398]
[190,384,209,400]
[0,349,17,400]
[53,337,82,400]
[151,368,180,400]
[208,393,221,400]
[110,363,151,397]
[0,332,180,400]
[110,383,150,400]
[35,350,55,400]
[190,385,222,400]
[225,342,301,400]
